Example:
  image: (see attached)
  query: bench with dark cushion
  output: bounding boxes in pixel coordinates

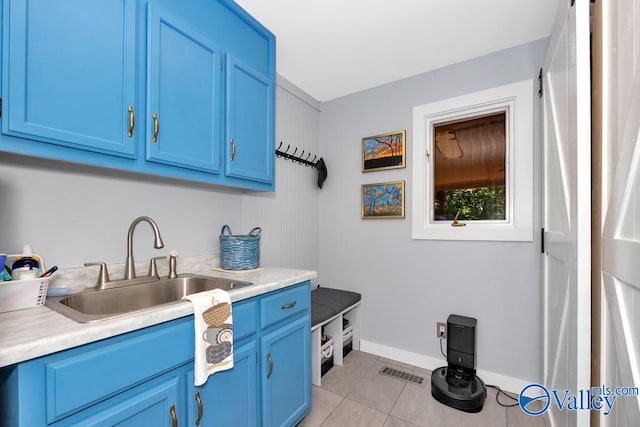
[311,287,361,328]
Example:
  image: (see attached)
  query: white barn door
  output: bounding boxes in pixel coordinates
[599,0,640,425]
[542,0,591,426]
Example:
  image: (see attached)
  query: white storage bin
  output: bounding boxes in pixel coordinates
[342,325,354,343]
[1,253,49,313]
[321,335,334,360]
[320,335,334,376]
[0,277,50,313]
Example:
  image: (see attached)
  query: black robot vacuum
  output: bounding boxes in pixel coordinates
[431,315,487,413]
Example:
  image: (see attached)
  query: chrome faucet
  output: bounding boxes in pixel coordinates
[124,216,165,280]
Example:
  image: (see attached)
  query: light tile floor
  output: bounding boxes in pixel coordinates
[298,350,548,427]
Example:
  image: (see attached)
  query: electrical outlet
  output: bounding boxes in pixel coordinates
[437,322,447,338]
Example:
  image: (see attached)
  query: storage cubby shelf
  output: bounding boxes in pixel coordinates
[311,300,360,386]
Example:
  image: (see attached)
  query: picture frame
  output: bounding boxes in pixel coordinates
[362,130,406,172]
[361,181,405,219]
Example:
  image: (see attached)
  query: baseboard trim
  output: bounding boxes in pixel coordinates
[359,339,535,397]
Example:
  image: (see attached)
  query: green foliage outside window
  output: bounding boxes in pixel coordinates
[435,186,506,221]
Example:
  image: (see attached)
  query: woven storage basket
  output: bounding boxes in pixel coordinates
[219,225,261,270]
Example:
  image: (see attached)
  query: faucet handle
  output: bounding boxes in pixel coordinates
[168,250,178,279]
[148,256,166,278]
[84,262,110,289]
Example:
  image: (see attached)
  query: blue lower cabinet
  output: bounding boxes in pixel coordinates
[0,282,311,426]
[69,376,181,427]
[0,318,193,427]
[44,319,193,423]
[187,339,258,427]
[260,314,312,427]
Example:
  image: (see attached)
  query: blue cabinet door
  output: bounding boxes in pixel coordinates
[187,339,258,427]
[225,56,275,184]
[260,315,311,427]
[1,0,138,157]
[71,376,181,427]
[146,1,222,174]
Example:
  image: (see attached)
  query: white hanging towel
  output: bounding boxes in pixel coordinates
[184,289,234,386]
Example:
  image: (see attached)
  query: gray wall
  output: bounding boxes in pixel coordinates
[318,39,547,383]
[0,158,243,267]
[0,80,320,277]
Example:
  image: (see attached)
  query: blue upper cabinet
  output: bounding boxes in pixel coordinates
[226,56,275,184]
[1,0,138,158]
[146,2,222,174]
[0,0,275,191]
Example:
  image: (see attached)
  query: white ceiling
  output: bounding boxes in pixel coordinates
[235,0,562,102]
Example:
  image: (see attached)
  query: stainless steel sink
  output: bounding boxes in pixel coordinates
[46,274,252,323]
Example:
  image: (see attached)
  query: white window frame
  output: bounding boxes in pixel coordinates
[412,79,533,241]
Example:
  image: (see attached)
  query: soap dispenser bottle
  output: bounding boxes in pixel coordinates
[12,244,41,280]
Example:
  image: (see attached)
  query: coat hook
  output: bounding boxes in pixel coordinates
[274,143,321,170]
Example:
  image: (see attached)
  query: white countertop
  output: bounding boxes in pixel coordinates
[0,268,316,368]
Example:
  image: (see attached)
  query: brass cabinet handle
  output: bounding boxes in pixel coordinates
[230,138,236,161]
[281,301,297,310]
[127,105,135,137]
[195,392,203,426]
[152,113,160,142]
[266,353,273,379]
[170,404,178,427]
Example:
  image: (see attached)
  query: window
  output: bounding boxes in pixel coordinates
[433,112,507,221]
[412,79,533,241]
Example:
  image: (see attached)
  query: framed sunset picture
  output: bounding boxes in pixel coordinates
[362,130,406,172]
[361,181,405,219]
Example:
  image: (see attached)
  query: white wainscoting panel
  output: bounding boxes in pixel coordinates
[243,78,321,280]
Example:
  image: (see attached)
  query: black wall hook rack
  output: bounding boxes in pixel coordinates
[275,141,318,167]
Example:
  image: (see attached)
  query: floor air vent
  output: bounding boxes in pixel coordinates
[379,366,424,385]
